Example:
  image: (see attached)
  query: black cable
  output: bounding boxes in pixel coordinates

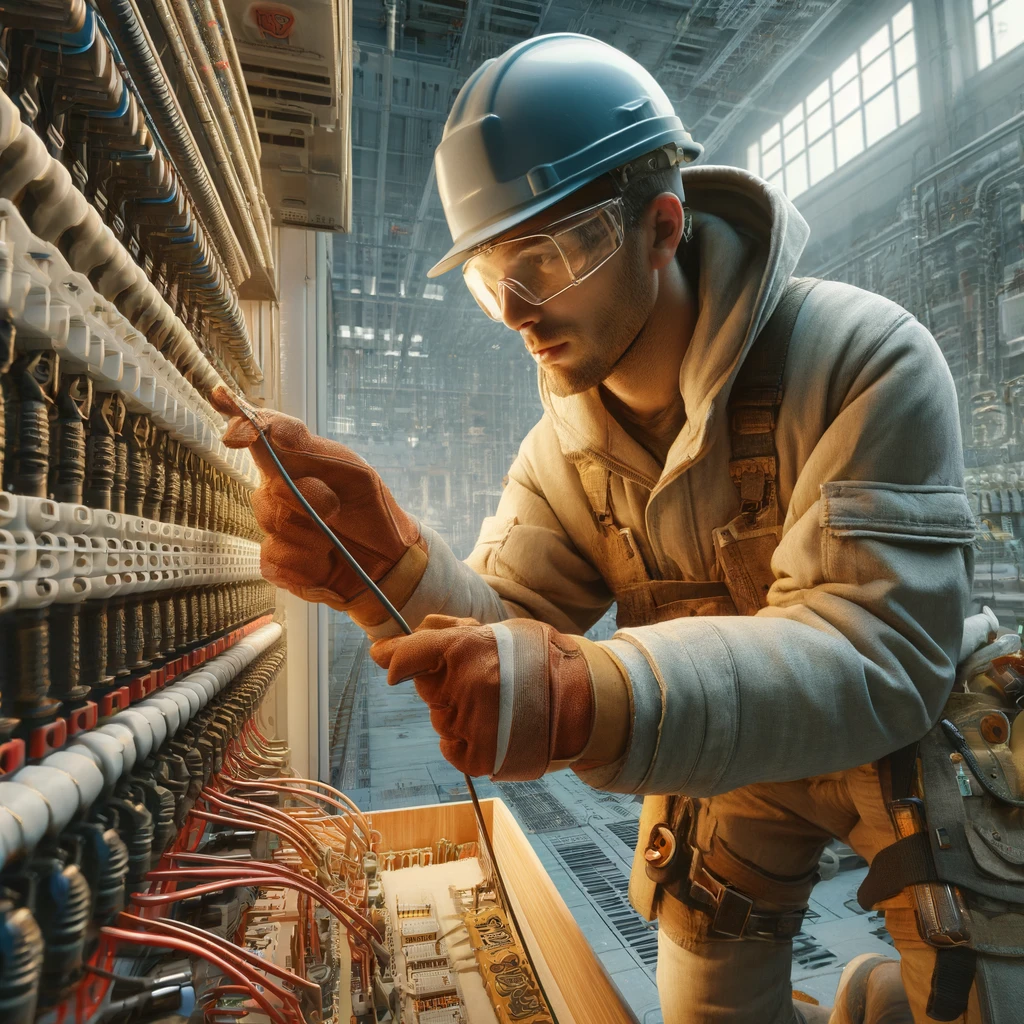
[229,399,560,1023]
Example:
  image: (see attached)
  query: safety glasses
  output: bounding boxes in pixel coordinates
[462,198,625,321]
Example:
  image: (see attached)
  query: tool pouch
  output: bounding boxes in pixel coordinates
[643,796,696,896]
[859,692,1024,1021]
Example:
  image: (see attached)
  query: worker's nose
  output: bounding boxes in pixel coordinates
[498,283,541,333]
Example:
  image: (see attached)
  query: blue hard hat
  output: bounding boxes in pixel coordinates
[427,33,703,278]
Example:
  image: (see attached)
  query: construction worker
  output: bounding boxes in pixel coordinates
[214,33,1023,1024]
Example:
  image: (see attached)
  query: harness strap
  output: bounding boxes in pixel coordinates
[857,832,935,909]
[865,740,978,1019]
[726,276,819,520]
[928,947,979,1022]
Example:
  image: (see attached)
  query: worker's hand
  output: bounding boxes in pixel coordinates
[370,615,600,779]
[211,388,423,619]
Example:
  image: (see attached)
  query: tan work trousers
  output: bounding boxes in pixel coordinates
[652,762,984,1023]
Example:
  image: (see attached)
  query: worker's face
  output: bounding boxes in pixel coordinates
[486,185,683,397]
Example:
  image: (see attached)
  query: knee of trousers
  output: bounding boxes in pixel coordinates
[655,925,797,1024]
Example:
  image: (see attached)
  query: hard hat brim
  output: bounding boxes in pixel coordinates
[427,133,703,279]
[425,177,595,279]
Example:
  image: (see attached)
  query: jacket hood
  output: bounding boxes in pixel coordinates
[539,165,810,487]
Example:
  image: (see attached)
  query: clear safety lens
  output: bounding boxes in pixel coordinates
[463,199,624,321]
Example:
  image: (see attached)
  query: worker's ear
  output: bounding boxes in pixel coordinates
[645,192,686,272]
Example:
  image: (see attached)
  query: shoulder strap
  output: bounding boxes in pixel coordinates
[726,276,819,519]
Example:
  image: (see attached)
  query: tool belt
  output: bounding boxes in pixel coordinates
[859,691,1024,1021]
[643,797,808,943]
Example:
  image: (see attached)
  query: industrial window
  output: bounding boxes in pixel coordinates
[746,3,919,198]
[974,0,1024,69]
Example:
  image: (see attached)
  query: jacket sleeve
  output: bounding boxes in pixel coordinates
[362,421,612,639]
[579,310,975,796]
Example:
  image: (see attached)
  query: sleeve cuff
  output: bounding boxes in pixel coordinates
[360,525,510,639]
[574,621,740,795]
[574,636,630,769]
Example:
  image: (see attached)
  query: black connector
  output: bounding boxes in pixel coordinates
[51,370,90,505]
[0,892,43,1024]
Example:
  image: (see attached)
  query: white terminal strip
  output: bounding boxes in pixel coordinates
[0,621,283,870]
[0,199,258,489]
[0,491,261,617]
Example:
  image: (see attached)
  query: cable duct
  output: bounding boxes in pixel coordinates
[101,0,252,287]
[148,0,275,275]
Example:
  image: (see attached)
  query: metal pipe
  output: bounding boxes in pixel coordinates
[914,111,1024,190]
[147,0,274,272]
[195,0,262,180]
[162,0,273,267]
[102,0,251,286]
[386,0,397,53]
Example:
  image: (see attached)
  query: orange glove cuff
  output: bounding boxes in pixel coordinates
[336,537,429,628]
[571,636,631,770]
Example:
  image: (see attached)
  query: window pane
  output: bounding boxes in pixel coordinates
[785,155,809,197]
[808,135,835,185]
[784,122,806,159]
[832,54,858,89]
[865,85,898,146]
[833,78,861,121]
[861,25,890,66]
[806,101,832,142]
[993,0,1024,59]
[783,103,804,133]
[835,110,865,166]
[897,69,920,121]
[761,123,781,149]
[746,142,759,173]
[861,52,894,98]
[762,143,782,178]
[894,31,917,74]
[806,80,830,111]
[893,3,914,38]
[974,0,989,16]
[976,14,994,68]
[768,170,784,188]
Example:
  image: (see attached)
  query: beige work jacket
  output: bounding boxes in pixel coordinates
[382,164,975,915]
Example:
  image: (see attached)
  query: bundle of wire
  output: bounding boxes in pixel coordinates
[75,396,556,1024]
[80,707,386,1023]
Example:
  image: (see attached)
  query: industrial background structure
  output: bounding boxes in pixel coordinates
[0,0,1022,1020]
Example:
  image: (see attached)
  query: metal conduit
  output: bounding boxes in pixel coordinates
[103,0,251,286]
[151,0,275,272]
[195,0,262,182]
[143,0,273,277]
[211,0,260,157]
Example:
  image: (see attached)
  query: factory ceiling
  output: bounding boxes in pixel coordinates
[334,0,865,360]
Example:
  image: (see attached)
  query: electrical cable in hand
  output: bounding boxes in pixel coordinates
[227,397,560,1022]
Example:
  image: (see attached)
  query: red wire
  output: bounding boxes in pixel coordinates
[137,908,322,1002]
[100,925,287,1024]
[140,864,382,943]
[224,778,368,851]
[117,913,306,1020]
[201,786,329,858]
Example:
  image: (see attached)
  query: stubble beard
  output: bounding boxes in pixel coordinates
[541,246,653,398]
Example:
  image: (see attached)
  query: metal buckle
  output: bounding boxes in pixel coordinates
[712,886,754,938]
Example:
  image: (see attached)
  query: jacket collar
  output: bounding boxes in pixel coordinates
[539,166,810,489]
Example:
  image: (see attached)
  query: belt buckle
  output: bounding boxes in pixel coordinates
[712,886,754,938]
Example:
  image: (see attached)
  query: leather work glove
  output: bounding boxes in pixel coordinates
[370,614,630,779]
[212,388,426,626]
